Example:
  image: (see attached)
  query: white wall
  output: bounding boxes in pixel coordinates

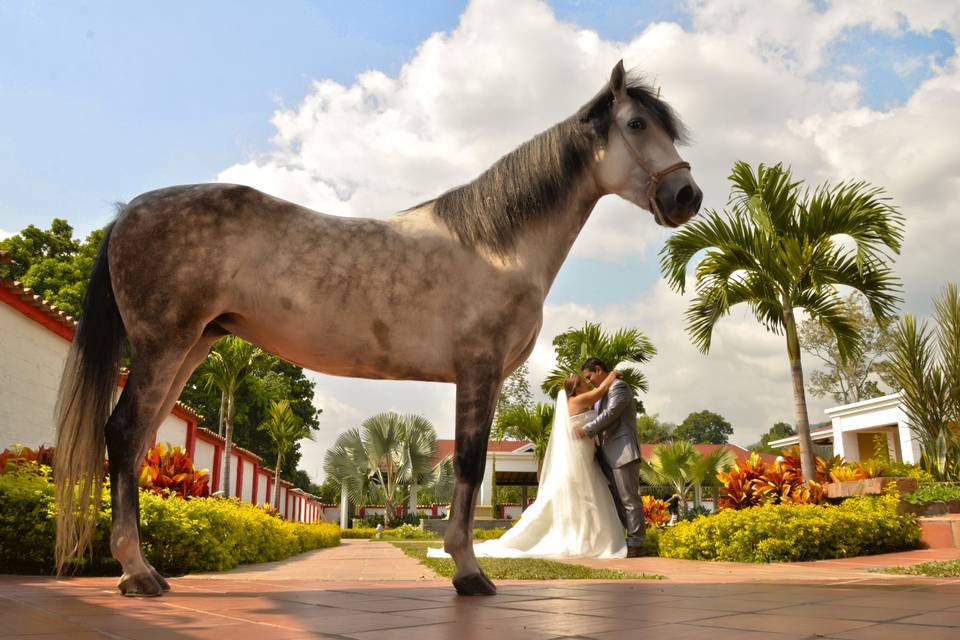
[155,414,188,449]
[256,471,269,505]
[279,486,288,518]
[0,305,68,448]
[194,439,215,475]
[241,459,254,503]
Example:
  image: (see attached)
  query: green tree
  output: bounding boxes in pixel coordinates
[800,292,894,404]
[493,403,555,477]
[660,162,904,481]
[323,428,371,511]
[259,400,314,506]
[0,219,104,317]
[496,363,534,417]
[425,454,455,504]
[636,413,675,444]
[673,410,733,444]
[639,441,735,515]
[399,414,439,514]
[197,337,276,496]
[180,358,321,480]
[750,421,796,453]
[542,322,656,407]
[888,283,960,480]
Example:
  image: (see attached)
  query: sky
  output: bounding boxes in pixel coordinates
[2,1,958,482]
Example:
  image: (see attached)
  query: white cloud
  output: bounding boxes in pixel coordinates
[224,0,959,477]
[0,228,13,240]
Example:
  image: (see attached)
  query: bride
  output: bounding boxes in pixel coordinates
[429,370,627,559]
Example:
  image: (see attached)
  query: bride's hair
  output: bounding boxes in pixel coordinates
[563,374,581,397]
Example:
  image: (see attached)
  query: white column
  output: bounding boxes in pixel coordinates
[479,456,493,505]
[898,420,920,464]
[832,418,846,458]
[339,484,349,529]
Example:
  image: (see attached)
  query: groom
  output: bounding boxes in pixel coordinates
[574,357,646,557]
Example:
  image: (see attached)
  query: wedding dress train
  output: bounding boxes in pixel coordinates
[428,391,626,559]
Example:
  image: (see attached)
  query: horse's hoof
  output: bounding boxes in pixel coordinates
[118,572,165,597]
[453,571,497,596]
[149,567,171,591]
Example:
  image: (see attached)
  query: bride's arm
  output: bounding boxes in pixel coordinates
[575,370,620,407]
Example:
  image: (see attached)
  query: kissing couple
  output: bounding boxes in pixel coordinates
[430,357,646,560]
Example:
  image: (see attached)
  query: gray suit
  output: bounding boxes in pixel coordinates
[582,378,645,547]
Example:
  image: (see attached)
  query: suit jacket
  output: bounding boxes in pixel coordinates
[583,378,641,468]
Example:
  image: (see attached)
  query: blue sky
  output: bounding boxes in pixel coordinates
[3,1,958,468]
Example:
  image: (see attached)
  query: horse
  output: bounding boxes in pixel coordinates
[54,60,701,597]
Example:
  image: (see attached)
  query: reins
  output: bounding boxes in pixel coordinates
[612,116,690,223]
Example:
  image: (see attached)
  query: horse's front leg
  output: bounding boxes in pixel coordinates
[444,362,501,596]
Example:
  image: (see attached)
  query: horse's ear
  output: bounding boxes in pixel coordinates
[609,60,627,102]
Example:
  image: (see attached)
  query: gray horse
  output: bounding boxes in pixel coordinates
[54,61,701,597]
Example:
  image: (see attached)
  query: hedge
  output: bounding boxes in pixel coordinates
[0,464,339,575]
[658,491,920,562]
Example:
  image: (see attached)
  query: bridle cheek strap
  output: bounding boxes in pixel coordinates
[613,121,691,221]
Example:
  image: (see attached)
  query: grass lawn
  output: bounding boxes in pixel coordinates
[874,560,960,577]
[391,542,663,581]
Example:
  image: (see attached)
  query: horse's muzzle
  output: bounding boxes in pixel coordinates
[654,172,702,228]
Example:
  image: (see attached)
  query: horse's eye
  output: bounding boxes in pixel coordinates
[628,118,647,131]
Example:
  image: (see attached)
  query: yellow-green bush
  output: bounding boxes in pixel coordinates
[659,491,920,562]
[0,464,338,575]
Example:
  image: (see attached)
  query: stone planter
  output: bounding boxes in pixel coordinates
[899,498,960,517]
[825,476,917,499]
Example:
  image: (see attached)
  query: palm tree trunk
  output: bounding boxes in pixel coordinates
[784,306,817,482]
[409,476,418,517]
[222,392,235,496]
[273,453,283,509]
[217,391,226,437]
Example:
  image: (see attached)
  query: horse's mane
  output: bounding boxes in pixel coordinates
[423,76,688,255]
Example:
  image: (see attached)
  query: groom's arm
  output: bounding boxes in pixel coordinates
[582,381,631,438]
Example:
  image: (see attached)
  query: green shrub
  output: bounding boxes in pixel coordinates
[340,527,380,539]
[659,490,920,562]
[0,465,338,575]
[380,524,436,540]
[904,482,960,504]
[473,528,507,540]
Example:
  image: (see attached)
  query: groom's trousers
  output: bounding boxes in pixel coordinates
[600,458,646,547]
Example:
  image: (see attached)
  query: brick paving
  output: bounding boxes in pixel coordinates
[2,540,960,639]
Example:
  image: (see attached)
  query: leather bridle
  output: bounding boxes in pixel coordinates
[612,115,691,225]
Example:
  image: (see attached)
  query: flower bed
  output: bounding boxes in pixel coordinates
[658,490,920,562]
[0,462,339,575]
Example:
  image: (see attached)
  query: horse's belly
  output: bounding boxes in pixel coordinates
[219,307,457,383]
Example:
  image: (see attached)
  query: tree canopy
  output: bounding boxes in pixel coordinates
[0,219,103,317]
[800,292,895,404]
[673,410,733,445]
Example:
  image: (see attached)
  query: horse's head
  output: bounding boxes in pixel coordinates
[581,60,701,228]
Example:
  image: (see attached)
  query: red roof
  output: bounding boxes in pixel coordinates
[434,439,529,465]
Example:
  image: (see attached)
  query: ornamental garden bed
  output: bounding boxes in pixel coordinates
[825,476,917,499]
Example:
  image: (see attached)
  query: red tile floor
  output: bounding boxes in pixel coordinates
[2,540,959,639]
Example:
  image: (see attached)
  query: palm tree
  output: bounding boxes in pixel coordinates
[425,454,455,504]
[323,427,371,516]
[660,162,904,481]
[542,322,656,401]
[639,441,735,515]
[197,336,276,496]
[493,403,555,477]
[888,283,960,480]
[399,414,439,516]
[259,399,314,508]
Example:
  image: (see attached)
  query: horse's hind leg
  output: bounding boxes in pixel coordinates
[107,332,214,596]
[444,362,501,596]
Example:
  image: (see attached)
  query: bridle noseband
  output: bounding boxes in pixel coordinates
[612,115,690,224]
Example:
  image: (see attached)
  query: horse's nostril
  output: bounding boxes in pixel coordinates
[692,189,703,213]
[675,185,694,208]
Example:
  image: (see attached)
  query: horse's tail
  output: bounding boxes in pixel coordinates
[54,217,125,573]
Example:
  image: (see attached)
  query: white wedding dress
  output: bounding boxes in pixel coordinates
[429,391,626,559]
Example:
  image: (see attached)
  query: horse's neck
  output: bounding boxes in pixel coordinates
[511,181,600,294]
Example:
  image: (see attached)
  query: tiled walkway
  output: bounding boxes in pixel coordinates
[2,540,959,639]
